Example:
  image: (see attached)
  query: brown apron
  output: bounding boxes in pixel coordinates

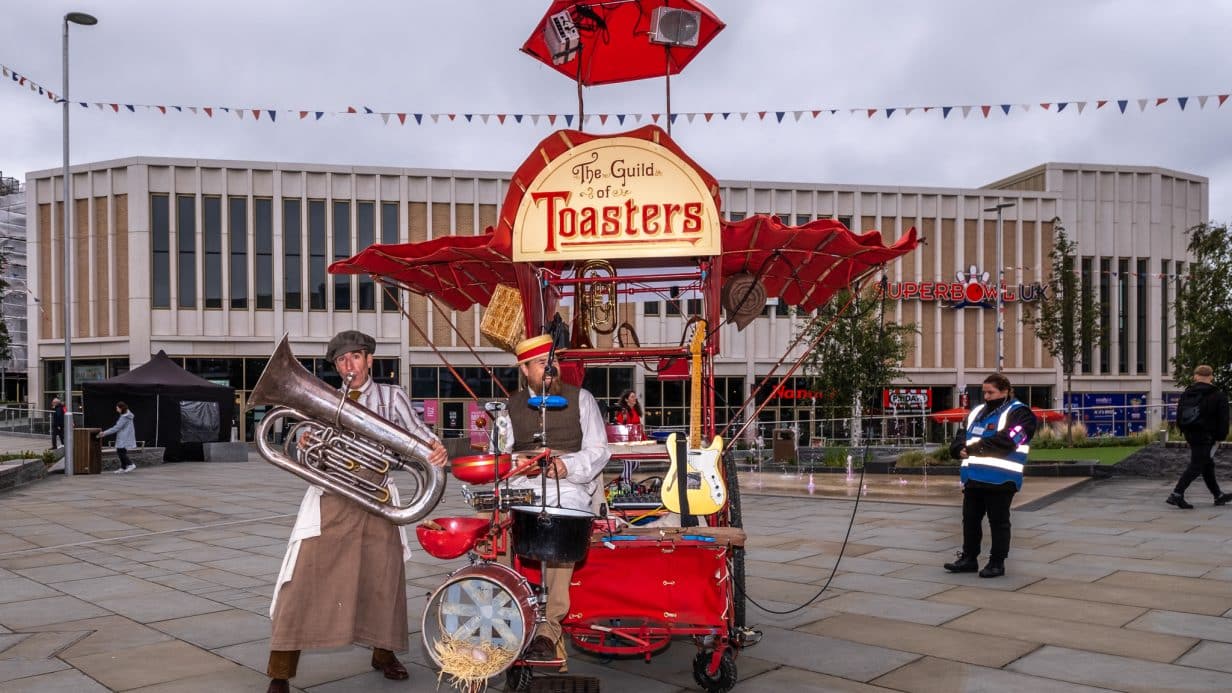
[270,468,408,652]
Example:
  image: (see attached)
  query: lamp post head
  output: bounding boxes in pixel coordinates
[983,202,1016,213]
[65,12,98,26]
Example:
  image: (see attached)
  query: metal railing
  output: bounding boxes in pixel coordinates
[0,406,82,437]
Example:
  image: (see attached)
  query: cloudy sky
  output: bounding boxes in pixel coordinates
[4,1,1231,220]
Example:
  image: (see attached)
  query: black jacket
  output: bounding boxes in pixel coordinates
[51,405,65,428]
[1183,382,1230,443]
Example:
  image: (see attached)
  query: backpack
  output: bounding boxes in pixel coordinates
[1177,389,1209,432]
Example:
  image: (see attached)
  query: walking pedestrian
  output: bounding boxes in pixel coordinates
[1167,364,1231,509]
[98,402,137,473]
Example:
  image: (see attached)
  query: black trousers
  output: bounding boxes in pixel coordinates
[1174,437,1222,498]
[51,426,64,448]
[116,448,132,469]
[962,484,1016,561]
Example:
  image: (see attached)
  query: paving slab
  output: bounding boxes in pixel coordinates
[872,654,1116,692]
[929,586,1146,627]
[750,625,920,681]
[1125,609,1232,643]
[0,668,112,692]
[211,639,380,689]
[946,608,1196,662]
[1009,645,1232,692]
[64,639,238,691]
[0,577,60,605]
[801,612,1040,668]
[1021,577,1232,616]
[93,591,230,623]
[1176,640,1232,674]
[28,615,174,659]
[150,609,271,649]
[722,665,897,692]
[0,596,110,630]
[1097,570,1232,597]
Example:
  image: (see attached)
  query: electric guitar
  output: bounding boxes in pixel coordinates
[662,320,727,515]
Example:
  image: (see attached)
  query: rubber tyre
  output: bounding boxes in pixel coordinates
[505,665,533,692]
[691,649,737,693]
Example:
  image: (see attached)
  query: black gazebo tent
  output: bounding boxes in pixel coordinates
[82,351,236,461]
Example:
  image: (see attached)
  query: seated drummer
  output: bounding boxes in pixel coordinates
[503,334,610,665]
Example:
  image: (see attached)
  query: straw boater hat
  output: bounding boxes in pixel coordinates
[514,334,553,364]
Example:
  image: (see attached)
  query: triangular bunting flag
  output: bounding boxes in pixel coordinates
[634,113,643,123]
[414,113,423,124]
[347,106,357,114]
[397,113,406,125]
[299,111,308,119]
[464,114,473,122]
[980,105,991,118]
[201,107,210,117]
[904,107,915,116]
[548,114,557,125]
[652,113,661,123]
[380,113,390,125]
[942,106,952,119]
[722,112,731,119]
[514,114,523,123]
[687,113,697,123]
[315,111,324,120]
[363,106,374,114]
[669,113,678,125]
[582,114,593,125]
[1117,100,1128,113]
[775,111,785,122]
[1097,100,1108,109]
[110,103,119,112]
[792,111,803,122]
[1198,95,1209,109]
[1057,102,1068,112]
[564,114,574,126]
[1137,99,1148,111]
[704,112,714,122]
[1156,97,1168,107]
[449,113,458,121]
[616,114,626,124]
[431,114,441,123]
[597,114,606,125]
[866,108,877,118]
[236,109,244,120]
[268,110,277,122]
[1219,94,1229,106]
[252,109,261,120]
[157,105,166,114]
[498,114,507,124]
[1177,97,1188,110]
[1000,104,1011,115]
[1040,103,1051,110]
[739,112,748,121]
[757,111,767,120]
[1076,101,1086,113]
[961,106,972,118]
[95,102,104,110]
[886,108,896,118]
[531,114,541,125]
[811,109,821,118]
[479,114,489,124]
[79,102,87,108]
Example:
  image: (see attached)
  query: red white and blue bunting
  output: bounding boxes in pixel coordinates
[4,63,1229,126]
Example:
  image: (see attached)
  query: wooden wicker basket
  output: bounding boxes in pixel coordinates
[481,284,526,352]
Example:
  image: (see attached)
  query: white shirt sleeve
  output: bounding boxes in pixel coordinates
[561,388,611,485]
[381,383,440,445]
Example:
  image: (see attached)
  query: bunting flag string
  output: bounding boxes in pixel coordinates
[4,62,1229,128]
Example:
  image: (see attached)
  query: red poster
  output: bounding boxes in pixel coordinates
[467,402,488,447]
[421,399,439,425]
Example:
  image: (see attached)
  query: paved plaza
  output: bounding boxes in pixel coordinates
[1,445,1231,692]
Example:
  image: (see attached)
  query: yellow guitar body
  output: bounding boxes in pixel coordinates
[662,433,726,515]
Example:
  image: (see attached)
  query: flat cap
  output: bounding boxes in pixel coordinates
[325,330,376,362]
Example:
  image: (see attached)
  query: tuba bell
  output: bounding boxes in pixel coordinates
[247,336,446,525]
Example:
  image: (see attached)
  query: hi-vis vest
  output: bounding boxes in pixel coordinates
[961,400,1029,489]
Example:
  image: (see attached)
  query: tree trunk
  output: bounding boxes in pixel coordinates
[851,391,863,448]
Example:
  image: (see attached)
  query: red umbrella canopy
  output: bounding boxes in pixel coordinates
[1031,406,1067,422]
[929,407,970,424]
[522,0,726,86]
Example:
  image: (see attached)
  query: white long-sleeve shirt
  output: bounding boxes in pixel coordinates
[504,387,610,512]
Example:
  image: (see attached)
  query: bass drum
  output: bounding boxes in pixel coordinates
[422,562,538,668]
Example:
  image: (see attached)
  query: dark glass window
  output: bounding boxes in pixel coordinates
[1118,259,1129,374]
[177,195,197,308]
[687,298,703,316]
[776,214,791,225]
[282,199,301,310]
[1160,259,1170,373]
[254,198,272,309]
[333,201,351,311]
[411,367,438,398]
[151,194,170,308]
[665,286,681,316]
[644,300,660,316]
[1136,259,1147,374]
[203,197,222,308]
[357,201,375,310]
[229,197,248,309]
[1176,261,1186,346]
[381,202,399,310]
[1099,258,1111,374]
[1081,257,1093,374]
[308,200,327,310]
[728,212,745,222]
[795,214,812,226]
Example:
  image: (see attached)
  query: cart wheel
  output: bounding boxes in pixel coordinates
[505,665,533,692]
[692,650,737,693]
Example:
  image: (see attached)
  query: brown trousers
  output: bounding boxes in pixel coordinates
[267,648,398,679]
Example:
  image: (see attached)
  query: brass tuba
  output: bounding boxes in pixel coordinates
[579,259,618,335]
[247,336,446,525]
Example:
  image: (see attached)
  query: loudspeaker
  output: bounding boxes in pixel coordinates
[649,7,701,47]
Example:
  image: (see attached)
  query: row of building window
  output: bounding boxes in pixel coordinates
[150,195,400,311]
[1077,256,1182,376]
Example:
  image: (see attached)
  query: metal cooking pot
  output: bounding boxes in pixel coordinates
[509,505,594,563]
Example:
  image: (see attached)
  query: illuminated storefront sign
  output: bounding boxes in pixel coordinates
[881,264,1047,308]
[882,388,932,410]
[513,135,721,262]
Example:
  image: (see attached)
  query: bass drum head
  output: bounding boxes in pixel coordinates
[422,562,537,669]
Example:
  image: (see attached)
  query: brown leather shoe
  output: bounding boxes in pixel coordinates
[371,656,409,680]
[522,635,560,663]
[266,679,290,693]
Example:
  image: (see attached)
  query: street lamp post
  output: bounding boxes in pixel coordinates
[62,11,97,476]
[984,201,1015,373]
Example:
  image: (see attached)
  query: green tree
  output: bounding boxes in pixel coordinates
[800,284,916,446]
[1173,222,1232,390]
[1025,220,1102,440]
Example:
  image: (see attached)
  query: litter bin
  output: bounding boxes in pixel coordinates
[73,428,102,475]
[772,428,797,464]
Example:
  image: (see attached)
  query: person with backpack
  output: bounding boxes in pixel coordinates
[1168,365,1231,509]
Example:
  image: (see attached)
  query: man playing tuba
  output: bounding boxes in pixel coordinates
[266,330,448,693]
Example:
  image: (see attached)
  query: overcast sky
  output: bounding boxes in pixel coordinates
[4,1,1231,221]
